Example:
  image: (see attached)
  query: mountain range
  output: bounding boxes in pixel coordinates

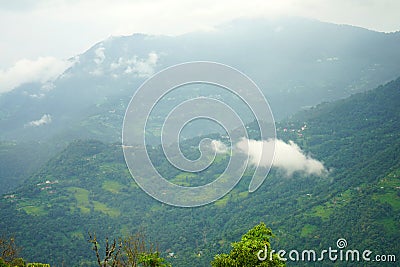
[1,18,400,142]
[0,17,399,266]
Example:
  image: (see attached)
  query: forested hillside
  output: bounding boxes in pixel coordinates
[1,78,399,266]
[2,18,400,196]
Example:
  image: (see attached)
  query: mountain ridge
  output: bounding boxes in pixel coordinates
[1,17,400,142]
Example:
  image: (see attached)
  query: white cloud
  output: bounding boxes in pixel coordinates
[28,114,52,127]
[0,57,71,93]
[41,82,55,91]
[326,57,339,61]
[211,140,228,154]
[1,0,398,72]
[29,93,45,99]
[111,52,159,78]
[93,46,105,65]
[236,138,327,176]
[89,46,106,76]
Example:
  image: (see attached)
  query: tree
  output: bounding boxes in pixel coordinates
[119,231,170,267]
[88,231,170,267]
[88,232,122,267]
[0,237,28,267]
[0,236,21,264]
[138,252,171,267]
[0,258,9,267]
[211,222,285,267]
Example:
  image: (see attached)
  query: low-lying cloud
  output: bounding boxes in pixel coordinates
[211,140,228,154]
[0,57,72,94]
[28,114,52,127]
[236,138,327,176]
[93,46,106,65]
[110,52,158,78]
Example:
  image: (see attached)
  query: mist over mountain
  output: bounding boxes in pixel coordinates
[1,17,399,144]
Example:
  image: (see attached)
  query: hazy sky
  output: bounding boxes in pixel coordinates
[0,0,399,92]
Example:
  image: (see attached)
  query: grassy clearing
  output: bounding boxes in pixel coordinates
[70,231,85,240]
[214,190,249,207]
[67,186,121,216]
[93,201,121,217]
[310,189,353,220]
[22,205,47,216]
[171,172,197,186]
[213,154,227,163]
[238,191,249,199]
[68,187,90,213]
[311,205,332,221]
[374,170,400,210]
[215,195,229,207]
[99,163,127,173]
[373,192,400,210]
[102,180,124,194]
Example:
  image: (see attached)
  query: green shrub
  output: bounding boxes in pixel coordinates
[0,258,10,267]
[27,263,50,267]
[10,258,25,267]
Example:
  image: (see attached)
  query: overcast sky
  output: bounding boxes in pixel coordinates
[1,0,399,93]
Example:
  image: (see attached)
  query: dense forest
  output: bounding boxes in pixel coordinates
[1,77,399,266]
